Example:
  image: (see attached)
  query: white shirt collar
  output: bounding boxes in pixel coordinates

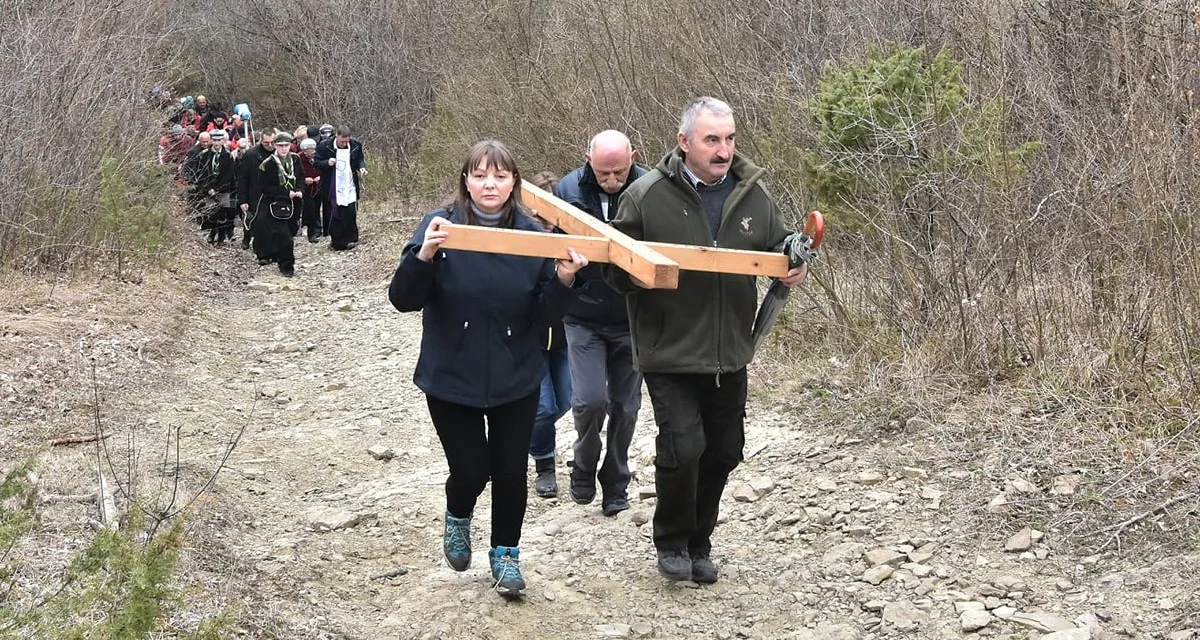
[680,161,729,189]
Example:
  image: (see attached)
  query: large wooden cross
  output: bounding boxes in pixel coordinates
[437,180,790,289]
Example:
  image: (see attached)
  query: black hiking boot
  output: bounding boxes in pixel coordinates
[534,457,557,498]
[568,466,596,505]
[656,549,692,582]
[691,552,719,584]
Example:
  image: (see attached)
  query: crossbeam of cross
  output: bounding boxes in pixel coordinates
[435,180,791,290]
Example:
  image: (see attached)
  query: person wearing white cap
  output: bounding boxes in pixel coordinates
[298,138,323,243]
[203,130,237,245]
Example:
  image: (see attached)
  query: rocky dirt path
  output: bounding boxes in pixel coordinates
[7,215,1197,640]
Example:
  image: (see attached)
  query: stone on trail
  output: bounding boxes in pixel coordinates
[861,565,893,585]
[919,487,943,501]
[630,621,653,637]
[367,445,395,461]
[822,542,865,565]
[270,342,303,354]
[960,608,993,631]
[310,510,376,532]
[248,281,280,293]
[853,471,886,485]
[907,549,934,563]
[881,600,929,632]
[994,575,1027,591]
[1041,630,1092,640]
[1008,610,1077,632]
[805,507,833,525]
[901,466,928,479]
[748,475,776,495]
[1052,474,1081,495]
[594,623,632,638]
[1007,477,1040,493]
[1005,526,1034,552]
[865,548,907,567]
[731,483,762,503]
[844,525,874,538]
[992,605,1016,619]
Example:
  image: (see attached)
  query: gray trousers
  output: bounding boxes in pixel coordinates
[564,321,643,498]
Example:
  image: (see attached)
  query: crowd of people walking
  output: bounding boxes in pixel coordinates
[157,94,367,277]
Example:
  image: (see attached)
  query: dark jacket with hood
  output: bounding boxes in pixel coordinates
[389,205,578,407]
[606,148,790,375]
[554,162,648,327]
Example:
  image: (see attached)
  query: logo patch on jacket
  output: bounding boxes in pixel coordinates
[740,217,753,235]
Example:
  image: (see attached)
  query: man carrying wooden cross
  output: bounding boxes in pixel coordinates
[606,97,809,584]
[555,130,650,516]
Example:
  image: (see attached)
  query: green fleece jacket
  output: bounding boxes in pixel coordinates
[606,147,791,374]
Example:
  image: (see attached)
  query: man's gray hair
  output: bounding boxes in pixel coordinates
[678,97,734,139]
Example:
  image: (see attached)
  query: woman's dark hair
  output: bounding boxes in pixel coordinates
[454,139,524,227]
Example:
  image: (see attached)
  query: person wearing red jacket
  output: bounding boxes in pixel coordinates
[159,124,195,184]
[298,138,323,243]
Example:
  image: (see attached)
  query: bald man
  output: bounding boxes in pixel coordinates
[554,130,649,517]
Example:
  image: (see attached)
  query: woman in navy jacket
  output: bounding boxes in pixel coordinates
[388,140,587,599]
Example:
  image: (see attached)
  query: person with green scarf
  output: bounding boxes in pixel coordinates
[256,130,304,277]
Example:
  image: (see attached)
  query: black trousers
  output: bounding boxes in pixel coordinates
[253,203,295,270]
[329,202,359,249]
[301,194,321,239]
[318,192,331,234]
[426,391,538,548]
[209,207,236,242]
[643,368,747,555]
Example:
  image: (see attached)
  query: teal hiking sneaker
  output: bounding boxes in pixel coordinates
[488,546,526,598]
[443,511,472,571]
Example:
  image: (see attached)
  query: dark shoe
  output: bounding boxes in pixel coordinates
[241,239,251,250]
[601,495,630,517]
[279,267,294,278]
[443,511,472,571]
[691,552,719,584]
[308,236,319,244]
[568,468,595,505]
[657,549,692,582]
[534,458,557,498]
[257,258,271,266]
[489,546,526,598]
[345,242,357,249]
